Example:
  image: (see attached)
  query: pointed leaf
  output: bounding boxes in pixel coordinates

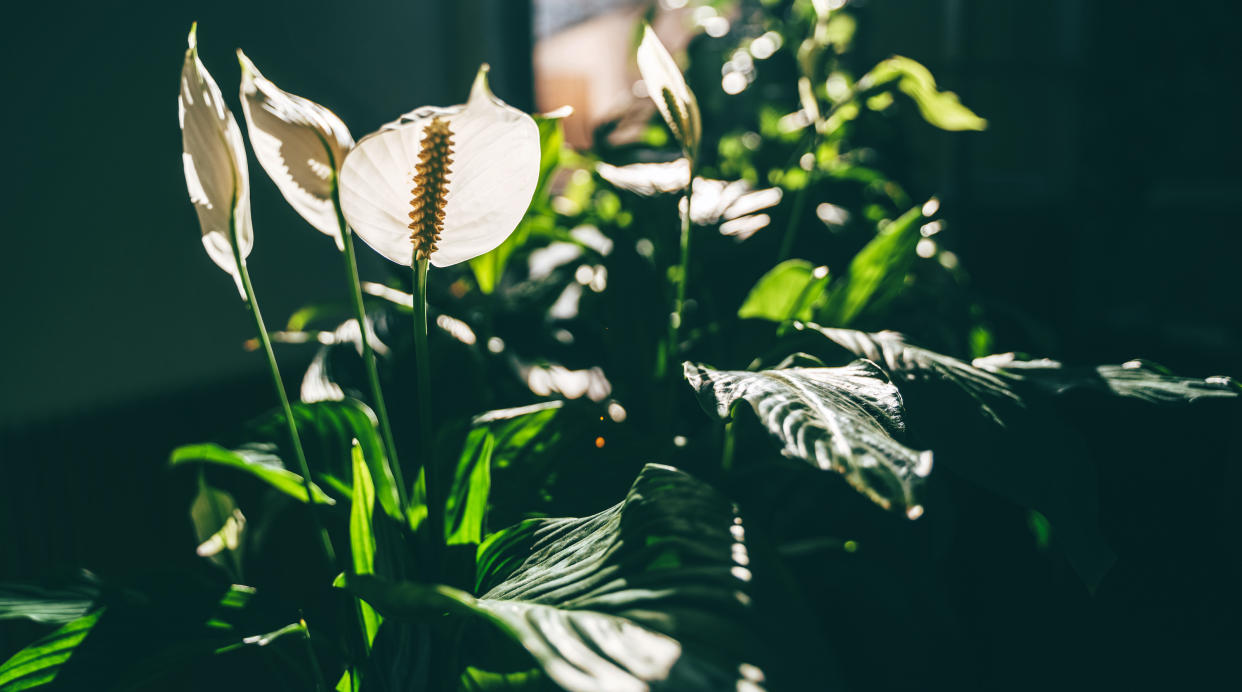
[818,205,925,327]
[0,610,103,691]
[861,55,987,131]
[739,260,830,323]
[973,354,1241,404]
[0,574,99,625]
[349,441,382,645]
[170,443,335,505]
[684,359,932,516]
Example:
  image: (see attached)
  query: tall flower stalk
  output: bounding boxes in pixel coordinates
[237,52,409,512]
[179,25,334,562]
[637,25,702,381]
[338,65,541,554]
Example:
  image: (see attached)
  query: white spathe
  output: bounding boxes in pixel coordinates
[238,51,354,248]
[636,24,701,158]
[338,65,540,268]
[179,24,253,298]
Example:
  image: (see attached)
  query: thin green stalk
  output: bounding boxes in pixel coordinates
[229,237,336,565]
[411,258,443,556]
[298,615,328,692]
[662,159,695,380]
[334,196,409,512]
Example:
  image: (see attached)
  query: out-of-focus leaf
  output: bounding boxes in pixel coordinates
[684,358,932,516]
[190,481,246,577]
[973,354,1241,404]
[170,443,335,505]
[349,441,382,646]
[861,55,987,131]
[0,573,99,625]
[470,112,567,294]
[352,464,767,692]
[739,260,830,322]
[0,609,103,691]
[818,205,924,326]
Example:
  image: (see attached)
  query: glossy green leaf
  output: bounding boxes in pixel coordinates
[0,609,102,691]
[349,441,382,645]
[738,260,830,322]
[973,354,1241,404]
[861,55,987,131]
[684,358,932,516]
[470,112,567,294]
[352,464,767,692]
[446,428,494,546]
[0,574,98,625]
[170,443,335,505]
[818,205,924,327]
[249,399,401,520]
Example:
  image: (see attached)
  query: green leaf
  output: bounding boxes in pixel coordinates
[862,55,987,131]
[170,443,335,505]
[349,441,382,646]
[0,609,102,691]
[352,464,767,692]
[973,354,1241,404]
[0,573,98,625]
[818,205,924,327]
[469,113,566,294]
[738,260,830,323]
[684,358,932,516]
[446,428,494,546]
[249,399,402,520]
[190,481,246,577]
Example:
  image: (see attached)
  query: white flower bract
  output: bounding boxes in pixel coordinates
[179,24,253,298]
[338,65,540,268]
[238,51,354,248]
[637,24,701,158]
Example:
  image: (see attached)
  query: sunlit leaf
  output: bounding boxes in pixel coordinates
[0,609,103,691]
[973,354,1241,404]
[446,428,494,546]
[348,441,382,646]
[0,573,98,625]
[190,481,246,576]
[861,55,987,131]
[739,260,830,323]
[170,443,335,505]
[818,205,924,326]
[684,358,932,516]
[352,464,767,692]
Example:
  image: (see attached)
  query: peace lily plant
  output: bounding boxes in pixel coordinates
[12,7,1239,692]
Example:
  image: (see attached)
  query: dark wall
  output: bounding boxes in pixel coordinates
[861,0,1242,375]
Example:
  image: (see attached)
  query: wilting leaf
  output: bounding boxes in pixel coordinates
[0,609,103,691]
[0,573,99,625]
[861,55,987,131]
[170,443,335,505]
[684,358,932,516]
[352,464,767,692]
[739,260,830,323]
[818,205,924,327]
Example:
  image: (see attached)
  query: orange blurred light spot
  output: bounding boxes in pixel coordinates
[594,436,606,448]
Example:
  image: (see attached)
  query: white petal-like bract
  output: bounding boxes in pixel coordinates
[238,51,354,247]
[637,24,701,157]
[179,24,253,297]
[338,65,540,268]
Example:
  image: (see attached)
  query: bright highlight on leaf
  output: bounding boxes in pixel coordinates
[179,24,253,297]
[237,50,354,247]
[861,55,988,131]
[637,24,702,157]
[338,65,540,268]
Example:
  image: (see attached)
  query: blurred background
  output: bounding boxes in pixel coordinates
[2,0,1240,677]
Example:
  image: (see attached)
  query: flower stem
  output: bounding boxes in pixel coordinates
[411,259,442,554]
[230,241,336,565]
[334,198,410,512]
[661,159,695,380]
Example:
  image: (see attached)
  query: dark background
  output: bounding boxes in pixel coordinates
[2,0,1239,672]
